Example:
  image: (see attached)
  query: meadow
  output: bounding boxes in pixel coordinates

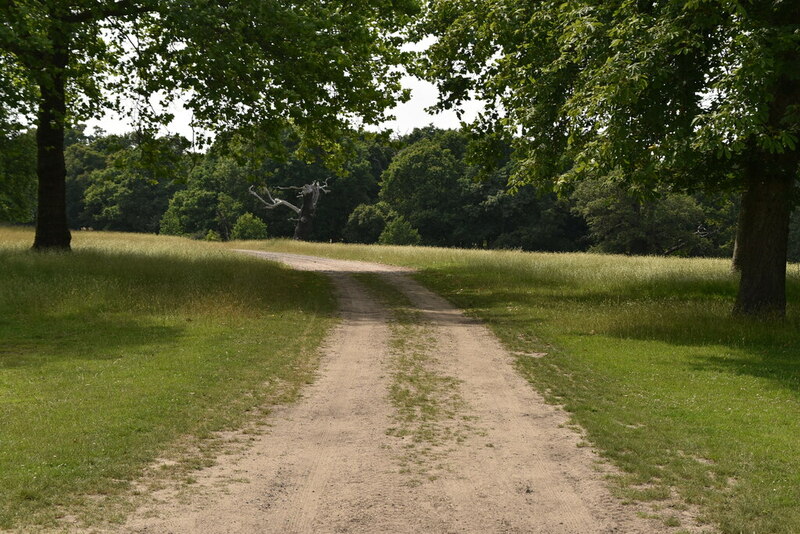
[235,239,800,534]
[4,228,800,533]
[0,228,335,529]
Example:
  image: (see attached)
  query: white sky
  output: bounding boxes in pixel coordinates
[86,75,483,141]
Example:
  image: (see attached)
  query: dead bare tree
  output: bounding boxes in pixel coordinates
[249,180,330,241]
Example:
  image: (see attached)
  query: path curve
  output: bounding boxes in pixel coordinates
[121,250,665,533]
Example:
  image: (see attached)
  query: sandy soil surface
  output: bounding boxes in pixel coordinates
[119,250,669,533]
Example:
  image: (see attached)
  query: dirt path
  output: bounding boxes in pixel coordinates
[121,251,665,533]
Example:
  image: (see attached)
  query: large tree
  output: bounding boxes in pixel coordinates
[379,136,468,245]
[0,0,417,250]
[421,0,800,316]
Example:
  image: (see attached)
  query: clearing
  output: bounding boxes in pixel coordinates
[120,251,676,533]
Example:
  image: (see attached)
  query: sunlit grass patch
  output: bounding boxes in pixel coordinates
[0,229,335,529]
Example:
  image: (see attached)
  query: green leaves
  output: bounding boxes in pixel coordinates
[0,129,36,223]
[421,0,800,193]
[1,0,420,146]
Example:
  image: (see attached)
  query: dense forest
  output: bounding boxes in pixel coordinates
[6,122,799,259]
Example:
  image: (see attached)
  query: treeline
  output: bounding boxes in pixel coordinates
[4,125,800,258]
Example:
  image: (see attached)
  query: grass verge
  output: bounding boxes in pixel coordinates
[234,239,800,534]
[0,228,336,530]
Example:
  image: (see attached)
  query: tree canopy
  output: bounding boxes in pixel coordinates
[0,0,419,249]
[422,0,799,189]
[421,0,800,316]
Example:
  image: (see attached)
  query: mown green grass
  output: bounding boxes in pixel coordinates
[234,239,800,534]
[0,228,335,530]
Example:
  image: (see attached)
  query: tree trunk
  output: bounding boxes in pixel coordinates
[733,170,793,317]
[32,29,71,251]
[731,234,741,272]
[293,188,316,240]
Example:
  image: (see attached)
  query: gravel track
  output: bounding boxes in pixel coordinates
[120,250,665,534]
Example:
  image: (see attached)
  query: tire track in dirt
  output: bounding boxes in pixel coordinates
[382,273,658,533]
[118,250,675,533]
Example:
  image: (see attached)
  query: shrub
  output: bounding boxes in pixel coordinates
[204,229,222,241]
[378,216,421,246]
[231,212,268,240]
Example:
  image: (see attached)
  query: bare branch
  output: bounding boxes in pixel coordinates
[274,185,305,191]
[248,184,301,215]
[274,179,330,194]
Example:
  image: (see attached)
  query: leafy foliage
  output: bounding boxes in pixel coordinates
[159,189,220,239]
[380,138,461,244]
[0,129,36,223]
[231,212,268,241]
[378,216,422,246]
[2,122,746,256]
[1,0,421,249]
[420,0,800,191]
[420,0,800,315]
[343,202,396,244]
[572,178,714,256]
[65,131,187,231]
[0,0,420,144]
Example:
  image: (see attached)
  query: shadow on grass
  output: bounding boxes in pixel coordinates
[688,353,800,395]
[0,247,338,371]
[0,313,182,369]
[1,248,338,318]
[418,265,800,396]
[566,301,800,396]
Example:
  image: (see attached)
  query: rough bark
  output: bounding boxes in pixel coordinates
[733,170,793,317]
[733,68,800,317]
[32,27,71,251]
[731,234,741,272]
[293,188,317,241]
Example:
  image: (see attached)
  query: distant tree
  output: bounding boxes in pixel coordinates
[0,0,418,250]
[571,178,708,256]
[311,134,393,242]
[215,193,243,241]
[68,132,188,231]
[157,208,182,237]
[0,129,36,223]
[80,168,176,233]
[65,130,107,227]
[379,217,422,246]
[249,181,329,241]
[379,137,467,246]
[204,229,222,242]
[343,202,395,244]
[485,186,586,252]
[159,189,218,239]
[180,150,262,235]
[196,128,389,242]
[231,212,268,241]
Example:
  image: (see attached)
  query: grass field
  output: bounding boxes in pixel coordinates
[233,239,800,534]
[0,228,336,529]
